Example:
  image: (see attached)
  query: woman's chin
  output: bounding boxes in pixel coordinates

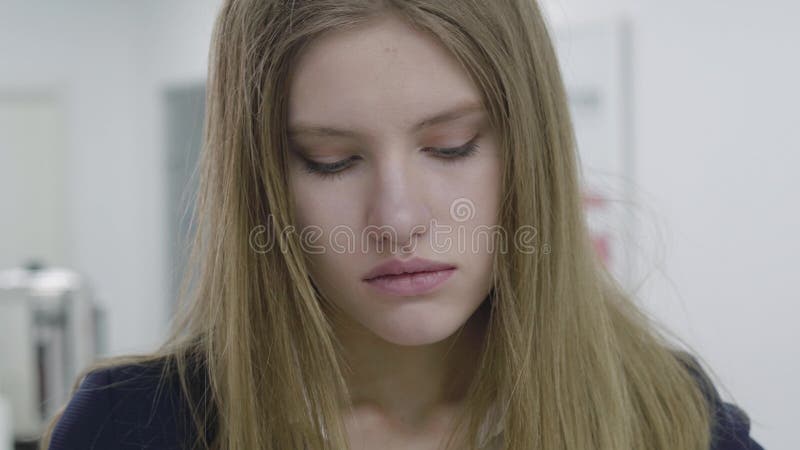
[377,331,451,347]
[365,314,468,347]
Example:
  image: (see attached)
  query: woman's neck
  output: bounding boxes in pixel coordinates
[333,302,489,431]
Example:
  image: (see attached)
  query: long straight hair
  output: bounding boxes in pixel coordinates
[42,1,716,449]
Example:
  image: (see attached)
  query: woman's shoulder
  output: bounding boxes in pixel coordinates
[673,351,765,450]
[711,402,765,450]
[48,356,211,450]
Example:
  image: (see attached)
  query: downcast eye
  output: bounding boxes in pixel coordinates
[301,155,360,180]
[298,135,481,181]
[424,135,480,161]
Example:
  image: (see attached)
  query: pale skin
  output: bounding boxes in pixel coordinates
[287,14,502,450]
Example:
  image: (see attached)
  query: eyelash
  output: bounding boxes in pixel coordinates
[301,136,481,180]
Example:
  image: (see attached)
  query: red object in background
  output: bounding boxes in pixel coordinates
[582,190,607,208]
[592,233,611,265]
[582,188,612,267]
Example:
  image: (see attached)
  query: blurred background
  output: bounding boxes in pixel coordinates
[0,0,795,449]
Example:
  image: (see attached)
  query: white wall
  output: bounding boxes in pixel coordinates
[544,1,799,448]
[0,97,69,268]
[0,0,222,355]
[0,0,163,354]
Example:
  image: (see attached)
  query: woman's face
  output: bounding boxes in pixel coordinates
[286,15,502,346]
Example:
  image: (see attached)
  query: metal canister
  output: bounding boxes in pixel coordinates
[0,262,103,441]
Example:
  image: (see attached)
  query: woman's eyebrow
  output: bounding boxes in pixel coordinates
[288,101,485,139]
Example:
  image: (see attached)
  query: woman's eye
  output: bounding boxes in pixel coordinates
[424,136,480,161]
[300,136,480,180]
[302,155,359,180]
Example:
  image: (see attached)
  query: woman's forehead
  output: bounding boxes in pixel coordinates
[287,15,482,139]
[288,101,486,143]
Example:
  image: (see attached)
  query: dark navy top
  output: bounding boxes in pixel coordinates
[49,354,765,449]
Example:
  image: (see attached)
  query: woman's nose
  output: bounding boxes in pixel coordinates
[365,154,433,253]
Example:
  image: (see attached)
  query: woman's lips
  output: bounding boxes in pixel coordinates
[363,268,456,297]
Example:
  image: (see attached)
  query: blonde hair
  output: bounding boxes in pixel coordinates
[42,1,717,449]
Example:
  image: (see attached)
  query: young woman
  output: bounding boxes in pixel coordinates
[42,1,764,449]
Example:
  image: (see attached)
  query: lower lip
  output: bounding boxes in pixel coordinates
[364,268,456,297]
